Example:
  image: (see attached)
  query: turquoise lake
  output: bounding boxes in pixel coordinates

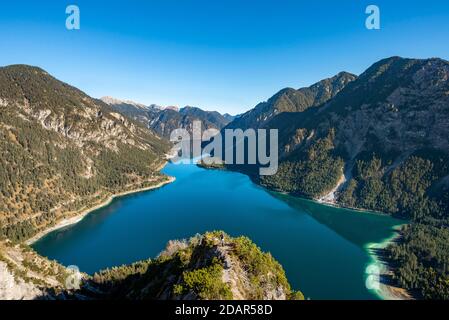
[32,162,403,300]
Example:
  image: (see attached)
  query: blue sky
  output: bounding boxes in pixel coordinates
[1,1,448,114]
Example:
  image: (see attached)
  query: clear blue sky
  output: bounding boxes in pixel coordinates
[1,0,448,114]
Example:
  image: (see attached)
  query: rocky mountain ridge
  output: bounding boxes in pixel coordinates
[102,97,233,139]
[0,232,303,300]
[225,71,357,131]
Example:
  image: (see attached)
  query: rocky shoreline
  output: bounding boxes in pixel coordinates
[365,225,413,300]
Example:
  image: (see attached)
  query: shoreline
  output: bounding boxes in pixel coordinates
[365,225,413,300]
[283,189,413,300]
[26,164,175,246]
[275,188,393,217]
[201,165,414,300]
[207,166,412,300]
[225,164,391,217]
[316,192,392,216]
[314,197,389,216]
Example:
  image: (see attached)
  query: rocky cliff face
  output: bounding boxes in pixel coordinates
[0,240,69,300]
[271,57,449,161]
[100,96,158,128]
[0,65,171,242]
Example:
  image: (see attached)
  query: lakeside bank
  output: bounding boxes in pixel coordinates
[25,160,176,246]
[197,162,411,300]
[365,225,413,300]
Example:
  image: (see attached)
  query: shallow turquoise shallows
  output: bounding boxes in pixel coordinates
[33,162,402,300]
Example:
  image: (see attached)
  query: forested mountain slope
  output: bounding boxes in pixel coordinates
[223,56,449,299]
[0,65,171,242]
[228,57,449,222]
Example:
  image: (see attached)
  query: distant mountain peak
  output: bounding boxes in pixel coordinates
[101,96,149,110]
[225,71,357,130]
[103,98,232,138]
[1,64,48,74]
[242,55,449,222]
[163,105,180,112]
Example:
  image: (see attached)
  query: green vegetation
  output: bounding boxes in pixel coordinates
[339,152,448,220]
[197,158,225,170]
[387,219,449,299]
[178,257,232,300]
[3,57,449,300]
[337,151,449,300]
[0,110,168,241]
[225,72,356,130]
[0,65,170,242]
[232,236,304,300]
[90,232,303,300]
[261,130,344,199]
[224,57,449,300]
[0,241,69,290]
[0,66,303,301]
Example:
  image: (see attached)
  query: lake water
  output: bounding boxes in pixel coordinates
[32,161,403,300]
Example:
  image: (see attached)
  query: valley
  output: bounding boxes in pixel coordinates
[1,56,448,300]
[31,160,403,300]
